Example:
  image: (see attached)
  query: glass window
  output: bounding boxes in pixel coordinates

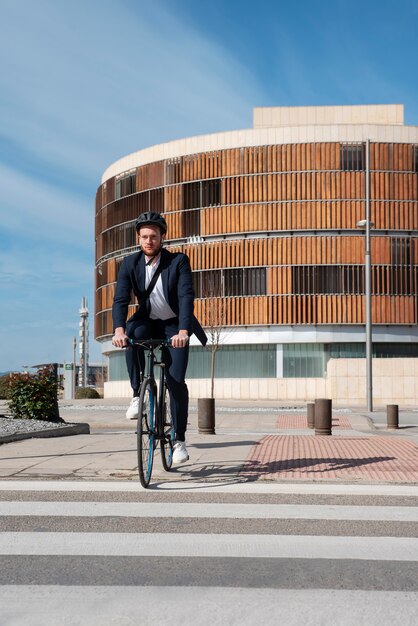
[183,182,201,210]
[283,344,326,378]
[182,208,201,237]
[223,268,266,296]
[343,265,364,295]
[187,344,276,378]
[202,270,222,298]
[328,343,418,359]
[108,351,128,381]
[244,268,266,295]
[224,268,244,296]
[341,144,364,171]
[201,179,221,207]
[192,272,201,298]
[115,172,136,200]
[391,238,411,265]
[292,266,364,295]
[166,158,182,185]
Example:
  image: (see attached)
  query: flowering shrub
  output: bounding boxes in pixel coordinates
[8,366,63,422]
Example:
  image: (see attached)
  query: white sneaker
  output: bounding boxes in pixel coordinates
[126,397,140,420]
[172,441,189,465]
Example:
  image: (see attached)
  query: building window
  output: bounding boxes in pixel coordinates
[202,179,221,207]
[166,158,182,185]
[341,144,364,171]
[223,268,266,296]
[197,268,266,297]
[192,272,201,298]
[187,344,276,378]
[224,268,243,296]
[201,270,222,298]
[292,266,363,295]
[115,171,136,200]
[149,188,164,213]
[183,182,200,210]
[391,238,411,266]
[244,268,266,295]
[183,179,221,210]
[283,344,326,378]
[342,266,364,294]
[414,146,418,173]
[183,208,201,238]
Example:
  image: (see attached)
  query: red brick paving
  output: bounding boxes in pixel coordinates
[276,414,352,430]
[242,435,418,482]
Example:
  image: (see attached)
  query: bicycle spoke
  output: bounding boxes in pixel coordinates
[160,385,175,471]
[137,380,156,487]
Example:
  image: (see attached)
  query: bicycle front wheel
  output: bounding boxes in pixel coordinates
[160,384,175,471]
[137,378,157,488]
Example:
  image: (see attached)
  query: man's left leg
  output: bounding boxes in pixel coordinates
[162,320,190,464]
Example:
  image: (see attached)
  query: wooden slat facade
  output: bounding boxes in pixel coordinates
[94,142,418,339]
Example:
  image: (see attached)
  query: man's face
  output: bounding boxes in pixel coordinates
[138,225,164,257]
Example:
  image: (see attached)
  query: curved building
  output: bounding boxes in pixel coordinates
[95,104,418,405]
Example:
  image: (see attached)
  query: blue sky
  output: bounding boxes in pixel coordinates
[0,0,417,372]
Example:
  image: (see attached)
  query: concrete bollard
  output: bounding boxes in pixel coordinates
[387,404,399,430]
[198,398,216,434]
[307,402,315,429]
[314,398,332,436]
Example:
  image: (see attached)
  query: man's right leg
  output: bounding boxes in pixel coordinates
[125,320,153,420]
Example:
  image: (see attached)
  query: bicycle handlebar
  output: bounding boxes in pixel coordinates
[127,338,172,348]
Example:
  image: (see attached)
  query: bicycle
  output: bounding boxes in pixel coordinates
[128,338,175,488]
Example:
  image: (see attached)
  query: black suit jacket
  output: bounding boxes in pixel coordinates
[112,248,207,346]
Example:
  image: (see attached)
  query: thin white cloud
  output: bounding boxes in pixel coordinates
[0,0,263,182]
[0,163,92,247]
[0,0,267,371]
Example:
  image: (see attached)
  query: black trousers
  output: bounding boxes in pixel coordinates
[125,317,189,441]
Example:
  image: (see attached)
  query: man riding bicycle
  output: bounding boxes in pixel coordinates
[111,212,207,465]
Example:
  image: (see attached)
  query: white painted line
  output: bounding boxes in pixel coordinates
[2,501,418,522]
[0,532,417,561]
[1,587,418,626]
[0,587,418,626]
[0,480,418,496]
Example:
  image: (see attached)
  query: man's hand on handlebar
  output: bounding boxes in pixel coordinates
[170,331,189,349]
[112,327,129,348]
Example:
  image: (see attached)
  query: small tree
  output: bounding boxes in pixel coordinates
[8,365,62,422]
[202,276,227,398]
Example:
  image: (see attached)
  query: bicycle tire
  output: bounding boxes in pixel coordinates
[160,384,175,471]
[137,378,157,488]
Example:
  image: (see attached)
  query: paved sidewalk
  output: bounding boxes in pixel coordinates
[0,399,417,484]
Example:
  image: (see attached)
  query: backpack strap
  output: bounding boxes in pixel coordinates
[138,262,163,305]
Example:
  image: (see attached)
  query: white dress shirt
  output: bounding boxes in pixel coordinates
[145,256,176,320]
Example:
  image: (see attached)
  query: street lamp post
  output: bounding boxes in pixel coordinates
[357,139,373,411]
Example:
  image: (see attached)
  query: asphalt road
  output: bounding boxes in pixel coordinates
[0,480,417,625]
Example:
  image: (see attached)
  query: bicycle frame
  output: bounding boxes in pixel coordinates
[128,338,174,486]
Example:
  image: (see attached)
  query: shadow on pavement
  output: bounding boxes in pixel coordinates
[192,440,257,449]
[241,455,397,478]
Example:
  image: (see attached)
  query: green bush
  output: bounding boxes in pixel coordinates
[75,387,101,399]
[0,375,11,400]
[8,366,63,422]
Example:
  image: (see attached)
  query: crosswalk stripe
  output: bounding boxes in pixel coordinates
[0,532,417,560]
[1,480,418,496]
[0,587,417,626]
[1,500,418,521]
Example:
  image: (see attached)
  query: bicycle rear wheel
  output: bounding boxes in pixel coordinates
[160,384,175,471]
[137,378,157,488]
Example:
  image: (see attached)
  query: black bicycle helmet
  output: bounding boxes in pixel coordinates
[135,211,167,234]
